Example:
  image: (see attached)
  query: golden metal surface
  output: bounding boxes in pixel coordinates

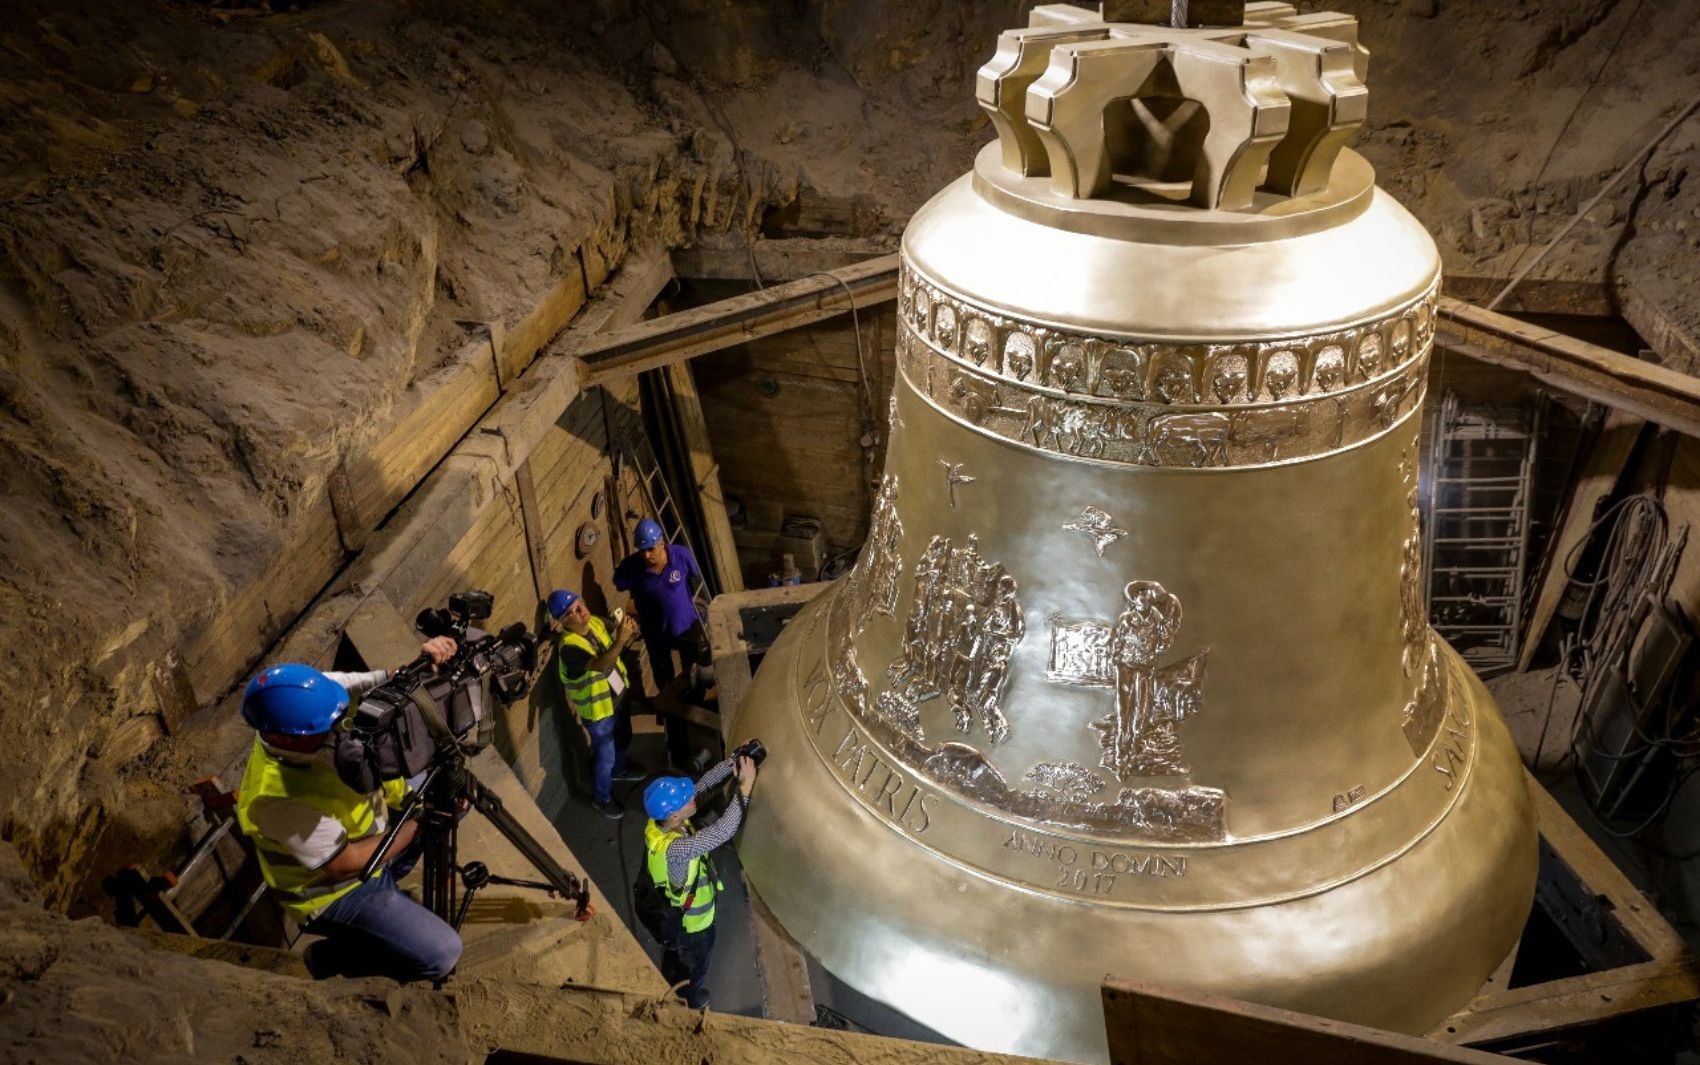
[736,7,1537,1061]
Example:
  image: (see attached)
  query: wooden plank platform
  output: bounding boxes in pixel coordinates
[1103,979,1518,1065]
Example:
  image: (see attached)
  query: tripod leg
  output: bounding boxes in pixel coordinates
[462,768,593,918]
[453,884,478,931]
[420,813,458,925]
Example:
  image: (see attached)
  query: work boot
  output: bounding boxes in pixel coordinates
[595,798,625,820]
[612,764,646,782]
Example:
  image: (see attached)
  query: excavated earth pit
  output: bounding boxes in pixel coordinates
[6,0,1700,1061]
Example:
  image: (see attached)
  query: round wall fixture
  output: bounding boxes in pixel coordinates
[574,521,600,558]
[590,489,605,519]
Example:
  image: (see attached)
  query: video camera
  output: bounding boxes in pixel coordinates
[334,589,540,793]
[416,590,539,707]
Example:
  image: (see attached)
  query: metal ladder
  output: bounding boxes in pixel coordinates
[1423,390,1543,673]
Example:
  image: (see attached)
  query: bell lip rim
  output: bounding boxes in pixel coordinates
[737,723,1536,1059]
[971,141,1378,248]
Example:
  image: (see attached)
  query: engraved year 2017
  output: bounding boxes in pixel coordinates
[1003,827,1187,896]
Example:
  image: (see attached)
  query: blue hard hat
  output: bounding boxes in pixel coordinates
[241,663,349,736]
[634,518,665,550]
[547,588,580,619]
[643,776,695,820]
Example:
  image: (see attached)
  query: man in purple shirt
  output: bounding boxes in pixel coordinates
[615,518,706,769]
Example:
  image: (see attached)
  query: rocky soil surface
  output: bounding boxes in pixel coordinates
[0,0,987,913]
[0,842,471,1064]
[2,0,1699,927]
[1333,0,1700,355]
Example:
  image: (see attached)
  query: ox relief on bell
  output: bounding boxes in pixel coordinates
[733,4,1538,1062]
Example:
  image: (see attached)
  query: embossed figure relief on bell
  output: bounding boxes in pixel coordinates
[734,5,1538,1062]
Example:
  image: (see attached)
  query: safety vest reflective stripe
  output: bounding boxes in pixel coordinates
[644,819,717,934]
[559,618,628,723]
[234,737,394,918]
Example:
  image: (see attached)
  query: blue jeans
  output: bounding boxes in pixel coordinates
[585,709,632,805]
[661,923,716,1008]
[303,867,462,983]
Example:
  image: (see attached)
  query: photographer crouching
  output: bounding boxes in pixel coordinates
[636,739,762,1009]
[234,637,463,983]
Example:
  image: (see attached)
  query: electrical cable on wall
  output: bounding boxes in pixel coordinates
[1534,492,1700,838]
[803,269,884,573]
[804,270,876,421]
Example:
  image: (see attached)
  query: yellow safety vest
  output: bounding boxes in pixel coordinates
[559,617,628,723]
[235,737,409,919]
[645,819,719,934]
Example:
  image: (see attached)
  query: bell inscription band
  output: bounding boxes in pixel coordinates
[734,4,1538,1061]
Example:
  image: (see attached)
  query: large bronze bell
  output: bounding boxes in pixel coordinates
[733,5,1537,1060]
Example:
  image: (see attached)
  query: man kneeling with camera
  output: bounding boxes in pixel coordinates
[637,740,761,1009]
[235,638,463,983]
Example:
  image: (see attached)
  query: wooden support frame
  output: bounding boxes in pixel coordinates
[1515,409,1646,671]
[706,582,823,740]
[704,582,829,1024]
[1427,772,1699,1058]
[1435,297,1700,438]
[577,254,899,385]
[1102,980,1519,1065]
[1103,770,1700,1063]
[566,272,1700,446]
[664,360,746,595]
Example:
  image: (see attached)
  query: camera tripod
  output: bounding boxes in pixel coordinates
[363,745,593,930]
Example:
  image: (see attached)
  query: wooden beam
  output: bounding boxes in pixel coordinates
[1435,297,1700,438]
[665,361,746,595]
[503,249,674,605]
[1100,978,1518,1065]
[1434,955,1700,1049]
[1517,409,1645,671]
[578,254,899,386]
[700,583,828,1030]
[311,251,672,686]
[671,237,891,283]
[499,256,588,383]
[512,459,551,601]
[705,582,827,739]
[1523,769,1689,961]
[472,248,674,483]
